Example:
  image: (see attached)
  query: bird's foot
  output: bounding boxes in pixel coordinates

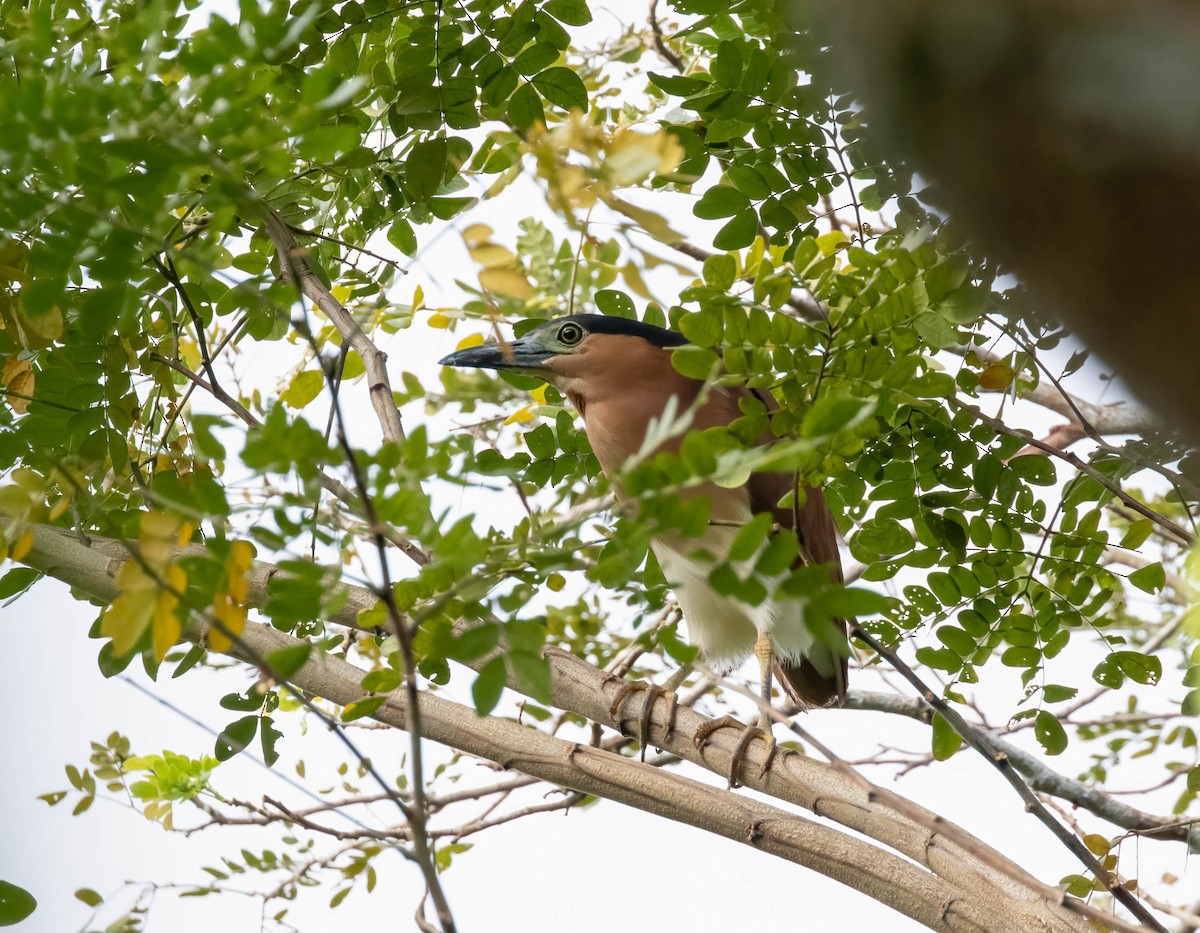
[609,680,679,760]
[693,714,778,789]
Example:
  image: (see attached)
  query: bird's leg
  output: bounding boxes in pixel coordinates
[693,632,779,789]
[609,664,693,760]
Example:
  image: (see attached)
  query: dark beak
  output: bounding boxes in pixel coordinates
[437,338,550,371]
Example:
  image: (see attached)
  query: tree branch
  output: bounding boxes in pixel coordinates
[260,209,408,448]
[847,691,1200,849]
[14,523,1109,933]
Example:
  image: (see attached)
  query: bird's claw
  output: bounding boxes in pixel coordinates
[693,715,778,789]
[609,680,679,760]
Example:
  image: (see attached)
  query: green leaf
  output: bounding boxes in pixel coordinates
[648,72,709,97]
[260,716,283,767]
[507,83,545,130]
[387,218,417,256]
[694,185,750,219]
[361,668,402,692]
[0,880,36,925]
[729,513,773,562]
[435,841,474,873]
[341,695,387,722]
[671,345,720,380]
[915,646,962,672]
[1042,684,1078,703]
[1113,650,1161,685]
[702,253,737,290]
[215,715,259,762]
[220,689,265,712]
[543,0,592,26]
[0,567,40,599]
[1092,655,1124,688]
[713,209,758,250]
[1061,874,1094,898]
[1187,766,1200,793]
[816,586,891,617]
[449,623,500,662]
[851,518,913,559]
[514,42,559,76]
[1000,646,1040,668]
[595,289,635,317]
[1119,519,1153,549]
[1007,455,1056,486]
[525,424,556,459]
[678,308,722,348]
[801,396,868,438]
[531,67,588,111]
[406,137,448,200]
[931,712,963,760]
[1034,710,1068,755]
[74,888,103,907]
[936,626,975,657]
[510,652,552,703]
[472,656,507,716]
[1127,562,1166,594]
[265,643,312,680]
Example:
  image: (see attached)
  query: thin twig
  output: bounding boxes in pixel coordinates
[850,626,1168,932]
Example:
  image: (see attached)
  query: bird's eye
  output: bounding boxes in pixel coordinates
[557,322,584,346]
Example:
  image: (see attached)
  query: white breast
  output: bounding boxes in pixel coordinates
[651,520,814,671]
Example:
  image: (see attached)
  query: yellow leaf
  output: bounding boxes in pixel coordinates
[530,383,549,405]
[413,284,425,313]
[478,267,533,299]
[600,193,685,245]
[152,589,181,662]
[427,313,451,329]
[49,495,70,521]
[331,284,352,305]
[620,261,652,300]
[816,231,848,256]
[341,350,365,380]
[225,540,254,601]
[10,528,32,561]
[504,405,534,425]
[979,362,1015,391]
[281,369,325,408]
[2,356,33,414]
[209,592,246,653]
[21,305,63,342]
[138,511,187,567]
[745,236,765,277]
[605,129,684,185]
[103,577,156,656]
[461,224,493,248]
[555,164,597,208]
[468,243,518,267]
[455,333,485,351]
[178,337,201,373]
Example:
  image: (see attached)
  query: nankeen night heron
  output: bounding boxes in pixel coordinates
[440,314,847,781]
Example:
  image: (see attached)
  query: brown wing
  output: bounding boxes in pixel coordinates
[745,388,848,707]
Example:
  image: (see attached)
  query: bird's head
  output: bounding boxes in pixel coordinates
[437,314,688,404]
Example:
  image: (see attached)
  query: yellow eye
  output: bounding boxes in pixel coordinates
[557,322,584,345]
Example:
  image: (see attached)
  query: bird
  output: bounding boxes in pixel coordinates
[439,313,847,783]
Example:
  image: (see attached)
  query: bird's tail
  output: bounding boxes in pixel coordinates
[776,646,847,708]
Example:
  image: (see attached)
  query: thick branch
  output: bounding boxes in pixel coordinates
[16,524,1099,932]
[233,622,1020,933]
